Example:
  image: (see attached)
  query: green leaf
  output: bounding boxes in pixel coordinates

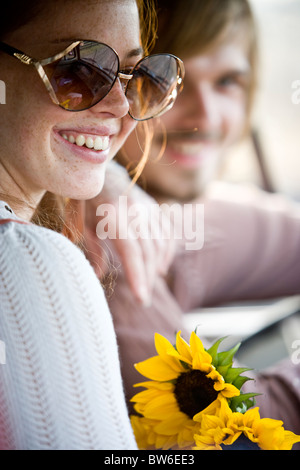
[232,375,253,390]
[217,342,241,367]
[224,367,252,384]
[230,392,261,413]
[235,402,248,414]
[216,364,231,378]
[206,337,227,366]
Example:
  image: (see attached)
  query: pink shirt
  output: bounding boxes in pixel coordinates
[85,182,300,437]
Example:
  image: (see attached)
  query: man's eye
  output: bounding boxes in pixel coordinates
[217,75,237,87]
[217,73,249,91]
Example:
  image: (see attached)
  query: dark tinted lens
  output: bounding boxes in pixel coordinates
[126,54,180,121]
[44,41,119,111]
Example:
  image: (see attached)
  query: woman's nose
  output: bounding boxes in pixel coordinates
[90,77,130,119]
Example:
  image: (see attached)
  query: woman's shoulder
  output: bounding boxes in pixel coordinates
[0,201,78,248]
[0,201,86,268]
[0,201,106,304]
[0,201,29,228]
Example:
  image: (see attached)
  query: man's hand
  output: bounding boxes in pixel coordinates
[85,161,175,306]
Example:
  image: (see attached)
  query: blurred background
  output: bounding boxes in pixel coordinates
[220,0,300,201]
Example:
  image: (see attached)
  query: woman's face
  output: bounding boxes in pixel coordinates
[0,0,142,209]
[122,36,251,201]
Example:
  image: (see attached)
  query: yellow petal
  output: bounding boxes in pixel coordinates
[189,331,206,355]
[179,425,198,447]
[220,383,240,398]
[207,369,223,382]
[167,348,192,367]
[212,426,227,445]
[156,434,177,450]
[193,433,217,449]
[218,397,233,422]
[223,431,242,446]
[175,331,193,365]
[279,431,300,450]
[207,370,225,391]
[155,333,187,373]
[257,417,283,430]
[154,412,190,435]
[135,356,180,381]
[133,381,174,391]
[254,418,300,450]
[242,407,260,428]
[192,352,213,372]
[154,333,176,356]
[193,398,222,422]
[201,414,224,431]
[131,387,169,404]
[143,393,179,420]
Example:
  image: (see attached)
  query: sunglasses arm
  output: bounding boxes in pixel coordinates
[34,63,60,106]
[0,41,82,107]
[0,42,34,65]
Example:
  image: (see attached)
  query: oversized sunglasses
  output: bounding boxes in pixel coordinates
[0,40,184,121]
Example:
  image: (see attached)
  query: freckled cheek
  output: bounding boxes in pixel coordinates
[12,81,61,144]
[110,117,137,158]
[19,120,55,164]
[20,105,74,170]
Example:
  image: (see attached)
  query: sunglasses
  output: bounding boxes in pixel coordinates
[0,40,184,121]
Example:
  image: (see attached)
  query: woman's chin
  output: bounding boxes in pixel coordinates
[59,179,105,201]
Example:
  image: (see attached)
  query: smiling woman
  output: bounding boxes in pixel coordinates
[0,0,184,450]
[0,0,143,212]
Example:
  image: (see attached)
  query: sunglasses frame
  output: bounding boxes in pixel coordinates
[0,40,184,120]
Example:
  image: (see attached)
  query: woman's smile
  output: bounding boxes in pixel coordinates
[53,125,119,164]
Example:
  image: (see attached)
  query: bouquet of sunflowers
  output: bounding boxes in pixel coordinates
[130,331,300,450]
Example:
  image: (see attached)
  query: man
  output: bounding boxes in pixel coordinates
[84,0,300,436]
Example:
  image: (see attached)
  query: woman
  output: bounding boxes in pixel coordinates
[0,0,184,449]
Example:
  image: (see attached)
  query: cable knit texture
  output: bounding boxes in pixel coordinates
[0,202,137,450]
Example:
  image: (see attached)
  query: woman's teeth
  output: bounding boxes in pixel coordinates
[62,133,109,151]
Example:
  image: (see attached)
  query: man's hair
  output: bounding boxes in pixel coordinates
[153,0,257,113]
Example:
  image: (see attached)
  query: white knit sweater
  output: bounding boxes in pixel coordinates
[0,201,137,450]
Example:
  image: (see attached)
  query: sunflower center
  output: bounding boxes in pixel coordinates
[174,369,219,419]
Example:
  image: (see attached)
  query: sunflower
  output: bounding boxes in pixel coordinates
[130,331,254,450]
[193,396,300,450]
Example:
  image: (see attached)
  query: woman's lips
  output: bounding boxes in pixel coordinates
[54,129,112,164]
[61,131,109,151]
